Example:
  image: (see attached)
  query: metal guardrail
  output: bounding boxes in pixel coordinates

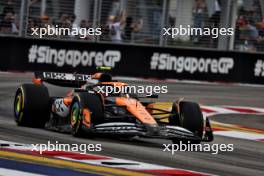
[233,0,264,53]
[0,0,263,53]
[0,0,21,35]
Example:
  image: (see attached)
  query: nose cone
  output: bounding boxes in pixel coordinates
[115,97,157,125]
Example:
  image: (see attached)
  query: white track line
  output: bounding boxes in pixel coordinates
[0,140,211,176]
[0,168,47,176]
[213,131,264,141]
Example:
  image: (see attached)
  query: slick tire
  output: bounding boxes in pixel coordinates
[171,101,204,144]
[169,102,181,126]
[70,92,104,137]
[14,84,50,127]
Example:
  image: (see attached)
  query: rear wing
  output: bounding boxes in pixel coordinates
[34,72,93,87]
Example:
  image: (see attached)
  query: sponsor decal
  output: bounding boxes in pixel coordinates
[53,98,69,117]
[150,52,234,74]
[42,72,92,81]
[254,59,264,77]
[28,45,121,68]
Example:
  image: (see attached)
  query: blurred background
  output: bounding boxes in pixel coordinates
[0,2,264,176]
[0,0,264,53]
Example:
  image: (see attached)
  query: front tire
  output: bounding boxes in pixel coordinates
[170,101,204,144]
[14,84,50,127]
[70,92,104,137]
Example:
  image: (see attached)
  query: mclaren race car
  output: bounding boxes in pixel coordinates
[14,69,213,144]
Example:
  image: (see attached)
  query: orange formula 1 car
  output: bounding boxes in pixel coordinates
[14,71,213,144]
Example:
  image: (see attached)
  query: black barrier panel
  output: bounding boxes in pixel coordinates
[0,36,264,84]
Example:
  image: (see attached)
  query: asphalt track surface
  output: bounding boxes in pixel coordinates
[0,73,263,176]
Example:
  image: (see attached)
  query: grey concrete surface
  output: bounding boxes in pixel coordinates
[0,73,263,176]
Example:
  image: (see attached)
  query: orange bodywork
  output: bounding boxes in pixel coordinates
[92,73,103,79]
[32,78,42,85]
[116,97,157,125]
[65,80,157,126]
[63,97,73,106]
[98,82,128,87]
[82,108,91,128]
[146,103,154,114]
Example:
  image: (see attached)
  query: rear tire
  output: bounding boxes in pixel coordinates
[171,101,204,144]
[169,102,180,126]
[70,92,104,137]
[14,84,50,127]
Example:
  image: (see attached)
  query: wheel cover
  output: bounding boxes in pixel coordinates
[71,102,80,126]
[15,93,22,117]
